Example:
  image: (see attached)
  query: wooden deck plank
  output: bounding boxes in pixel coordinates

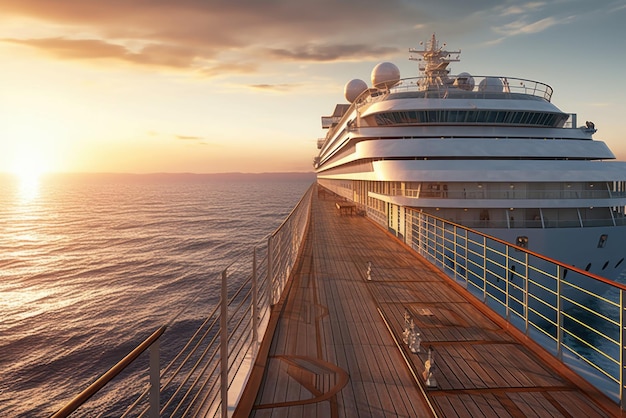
[507,392,562,418]
[550,390,612,417]
[239,189,618,418]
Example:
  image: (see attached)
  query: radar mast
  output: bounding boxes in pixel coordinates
[409,33,460,90]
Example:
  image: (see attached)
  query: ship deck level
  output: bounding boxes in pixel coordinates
[235,186,620,418]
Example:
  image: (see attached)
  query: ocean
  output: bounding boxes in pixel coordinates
[0,172,314,417]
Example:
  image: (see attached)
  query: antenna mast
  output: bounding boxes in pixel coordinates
[409,33,461,89]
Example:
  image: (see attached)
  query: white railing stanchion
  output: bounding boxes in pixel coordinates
[524,251,529,336]
[252,247,259,355]
[149,339,160,418]
[619,289,626,411]
[220,269,228,418]
[557,266,563,360]
[267,236,274,305]
[505,246,510,321]
[482,237,487,303]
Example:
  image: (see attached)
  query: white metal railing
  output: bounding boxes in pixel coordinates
[406,208,626,408]
[50,183,315,417]
[401,189,622,200]
[361,75,554,102]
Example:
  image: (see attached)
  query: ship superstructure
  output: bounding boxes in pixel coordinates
[315,34,626,280]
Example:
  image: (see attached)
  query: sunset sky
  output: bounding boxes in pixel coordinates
[0,0,625,174]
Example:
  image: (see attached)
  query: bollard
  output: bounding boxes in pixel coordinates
[409,321,421,353]
[403,309,411,344]
[423,346,437,388]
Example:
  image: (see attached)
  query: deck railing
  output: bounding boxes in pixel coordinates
[392,75,554,101]
[405,208,626,409]
[50,183,314,418]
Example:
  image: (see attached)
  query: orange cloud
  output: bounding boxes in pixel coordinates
[3,37,202,69]
[175,135,204,141]
[267,44,399,62]
[249,83,300,92]
[0,0,427,72]
[5,37,128,59]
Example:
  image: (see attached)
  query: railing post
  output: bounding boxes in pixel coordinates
[619,289,626,411]
[524,252,529,336]
[149,339,160,418]
[220,269,228,418]
[453,225,458,280]
[483,237,487,303]
[252,247,259,354]
[463,229,469,287]
[267,236,274,305]
[505,246,510,321]
[556,265,563,360]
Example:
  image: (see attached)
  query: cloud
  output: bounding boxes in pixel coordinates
[0,0,430,73]
[176,135,204,141]
[497,2,546,17]
[610,1,626,12]
[5,37,128,59]
[7,0,590,75]
[487,1,581,43]
[493,16,559,37]
[267,44,400,62]
[4,37,200,69]
[249,83,300,92]
[200,62,258,78]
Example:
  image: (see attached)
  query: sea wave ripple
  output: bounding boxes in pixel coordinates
[0,173,313,417]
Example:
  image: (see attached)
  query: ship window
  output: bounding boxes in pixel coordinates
[615,258,624,268]
[598,234,608,248]
[602,261,609,270]
[519,112,529,124]
[537,113,547,125]
[515,236,528,250]
[585,263,592,271]
[373,110,566,127]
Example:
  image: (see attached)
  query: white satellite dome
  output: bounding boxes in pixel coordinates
[478,77,504,93]
[371,62,400,90]
[453,72,475,91]
[344,79,368,103]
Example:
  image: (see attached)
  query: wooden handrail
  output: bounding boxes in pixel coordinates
[50,325,167,418]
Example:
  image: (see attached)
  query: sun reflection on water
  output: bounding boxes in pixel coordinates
[0,287,56,321]
[16,173,41,202]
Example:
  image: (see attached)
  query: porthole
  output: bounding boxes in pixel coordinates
[585,263,592,271]
[602,261,609,270]
[616,258,624,268]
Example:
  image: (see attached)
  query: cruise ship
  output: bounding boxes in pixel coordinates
[315,34,626,281]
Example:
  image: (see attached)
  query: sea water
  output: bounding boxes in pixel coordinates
[0,172,313,417]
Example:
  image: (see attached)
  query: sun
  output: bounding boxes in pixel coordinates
[10,149,50,198]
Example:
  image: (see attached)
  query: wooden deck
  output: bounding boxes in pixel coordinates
[236,189,620,417]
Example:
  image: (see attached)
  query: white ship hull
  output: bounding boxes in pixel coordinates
[315,35,626,282]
